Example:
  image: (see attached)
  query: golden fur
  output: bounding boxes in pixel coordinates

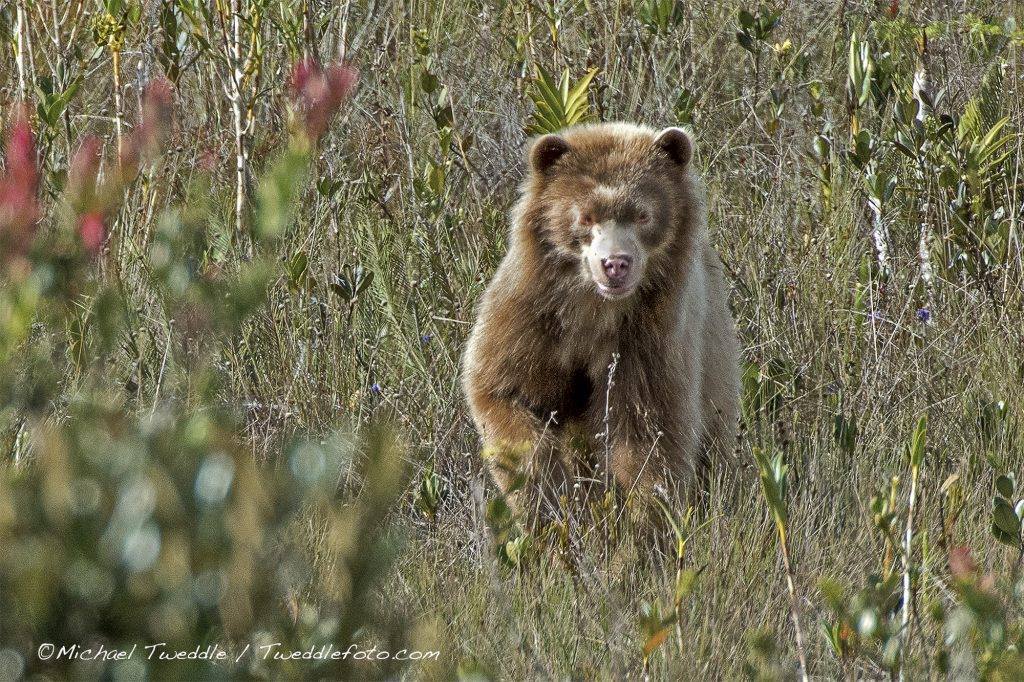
[462,122,740,516]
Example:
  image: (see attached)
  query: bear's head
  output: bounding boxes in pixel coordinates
[520,123,696,302]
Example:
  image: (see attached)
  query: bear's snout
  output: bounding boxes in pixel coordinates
[601,255,632,283]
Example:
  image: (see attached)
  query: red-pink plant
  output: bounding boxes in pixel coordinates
[289,60,359,142]
[68,137,108,254]
[948,546,977,581]
[78,212,106,255]
[0,109,40,265]
[948,546,995,591]
[72,79,174,256]
[119,78,175,176]
[68,136,102,207]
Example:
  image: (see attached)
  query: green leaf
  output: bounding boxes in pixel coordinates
[996,474,1015,499]
[285,251,308,291]
[526,66,598,135]
[892,138,918,160]
[353,267,374,296]
[976,117,1009,157]
[813,135,831,159]
[847,33,873,108]
[908,415,927,469]
[958,100,982,140]
[255,146,311,241]
[993,497,1020,539]
[736,31,756,53]
[419,70,439,94]
[427,162,446,196]
[757,12,781,39]
[993,523,1021,548]
[753,447,788,524]
[565,68,598,120]
[503,535,531,566]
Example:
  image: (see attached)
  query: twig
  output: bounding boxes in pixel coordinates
[228,0,247,236]
[900,450,922,679]
[601,351,620,490]
[776,520,810,682]
[15,1,28,100]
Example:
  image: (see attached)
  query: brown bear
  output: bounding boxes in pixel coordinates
[462,122,740,518]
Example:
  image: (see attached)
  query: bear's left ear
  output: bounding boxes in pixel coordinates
[530,134,571,174]
[654,127,693,167]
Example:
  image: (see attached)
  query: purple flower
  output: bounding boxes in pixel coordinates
[421,333,433,344]
[916,307,930,323]
[867,310,884,323]
[370,382,382,395]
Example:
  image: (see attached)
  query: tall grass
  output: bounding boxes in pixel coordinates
[2,0,1024,678]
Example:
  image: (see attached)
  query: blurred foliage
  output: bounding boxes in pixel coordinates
[0,410,412,679]
[0,70,426,680]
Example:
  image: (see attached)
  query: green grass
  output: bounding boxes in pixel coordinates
[3,0,1024,679]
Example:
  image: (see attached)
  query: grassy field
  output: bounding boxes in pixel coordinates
[2,0,1024,679]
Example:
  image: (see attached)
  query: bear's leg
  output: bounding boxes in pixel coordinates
[609,431,694,502]
[605,437,688,554]
[603,396,703,552]
[471,392,571,522]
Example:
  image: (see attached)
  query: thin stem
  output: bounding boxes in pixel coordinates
[112,47,124,165]
[338,0,351,61]
[899,464,920,680]
[15,1,28,99]
[229,0,247,236]
[777,521,809,682]
[602,351,619,491]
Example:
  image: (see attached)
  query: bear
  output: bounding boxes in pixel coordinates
[462,122,740,519]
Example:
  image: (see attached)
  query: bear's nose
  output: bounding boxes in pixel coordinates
[602,255,632,282]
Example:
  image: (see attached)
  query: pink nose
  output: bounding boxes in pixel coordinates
[602,255,632,282]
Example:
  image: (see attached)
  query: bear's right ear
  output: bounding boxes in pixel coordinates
[529,134,571,174]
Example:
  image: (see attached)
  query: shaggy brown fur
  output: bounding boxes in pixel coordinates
[462,122,740,517]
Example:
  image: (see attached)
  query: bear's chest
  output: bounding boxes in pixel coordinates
[521,365,594,427]
[551,306,624,369]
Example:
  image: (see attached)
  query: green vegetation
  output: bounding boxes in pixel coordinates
[1,1,1023,679]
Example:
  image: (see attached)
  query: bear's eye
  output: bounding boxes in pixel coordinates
[636,210,651,225]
